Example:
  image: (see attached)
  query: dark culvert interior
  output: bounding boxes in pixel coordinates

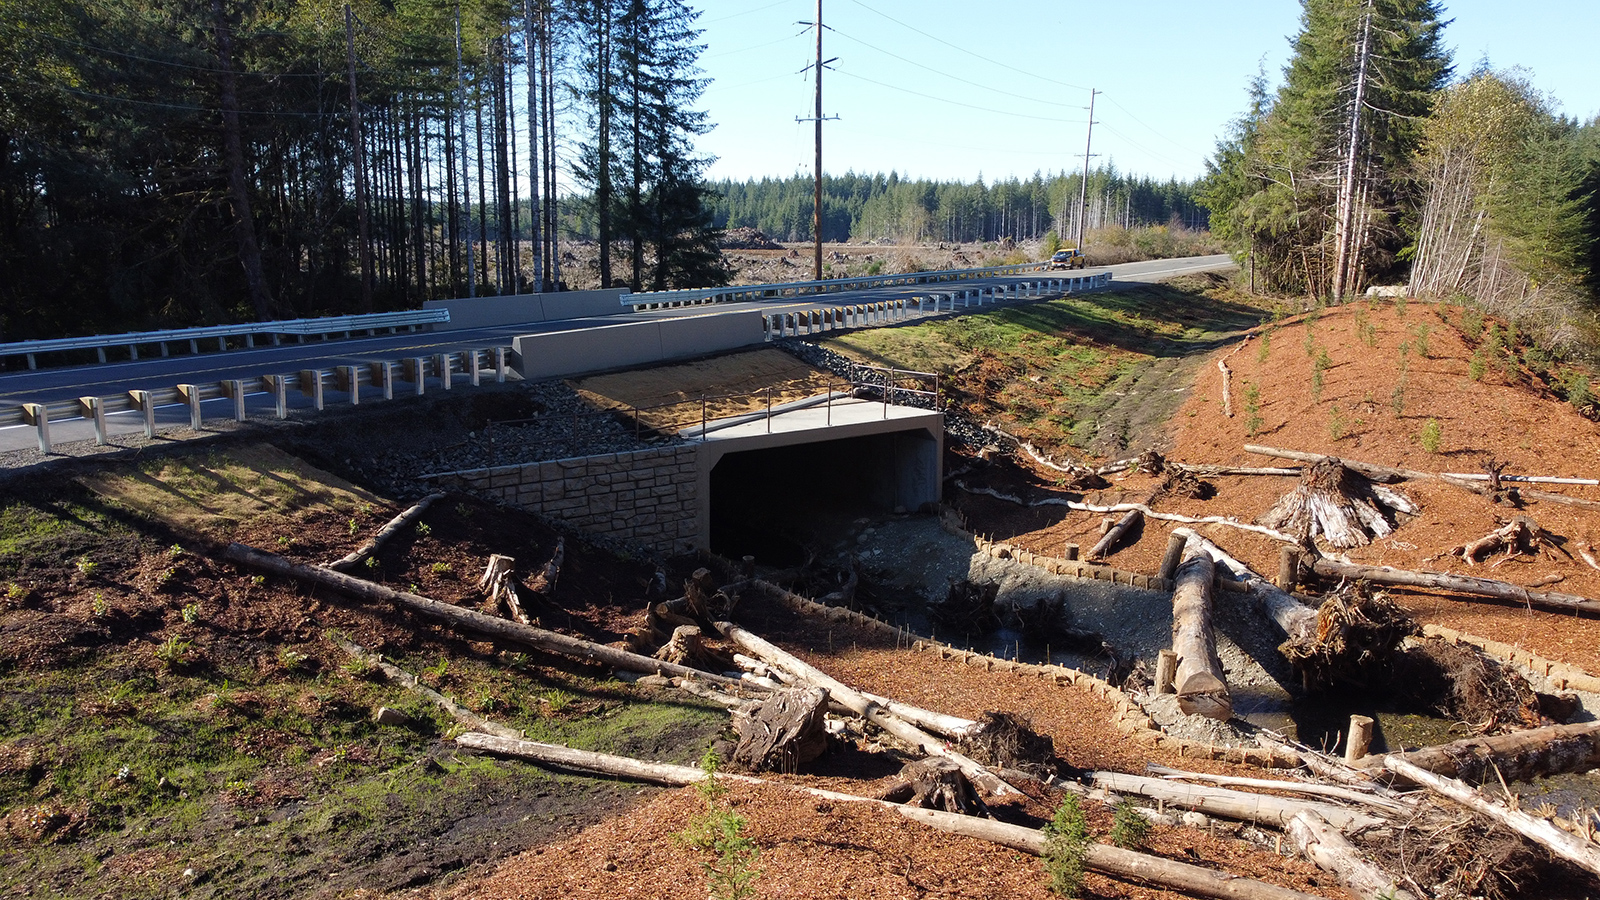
[708,430,938,566]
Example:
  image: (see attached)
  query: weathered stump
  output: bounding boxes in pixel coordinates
[877,757,988,817]
[1258,457,1410,549]
[729,686,830,773]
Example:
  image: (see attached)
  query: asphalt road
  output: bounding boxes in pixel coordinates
[0,254,1234,453]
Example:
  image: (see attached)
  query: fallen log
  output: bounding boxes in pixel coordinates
[1171,545,1231,720]
[1307,557,1600,616]
[1088,770,1385,833]
[1357,721,1600,783]
[327,491,445,572]
[457,732,1328,900]
[1245,444,1600,511]
[1145,764,1415,817]
[1286,809,1417,900]
[224,543,756,690]
[1386,755,1600,879]
[1175,529,1316,647]
[1088,508,1143,560]
[898,806,1329,900]
[712,618,1022,798]
[953,481,1300,544]
[328,633,522,740]
[730,686,830,773]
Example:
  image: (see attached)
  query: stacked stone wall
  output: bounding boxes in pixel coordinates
[430,445,698,555]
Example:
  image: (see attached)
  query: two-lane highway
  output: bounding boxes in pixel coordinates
[0,254,1233,453]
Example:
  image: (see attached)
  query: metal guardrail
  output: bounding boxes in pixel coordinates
[5,345,513,452]
[758,272,1113,341]
[620,261,1050,310]
[0,309,450,370]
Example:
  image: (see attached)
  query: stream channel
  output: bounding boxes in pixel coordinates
[744,510,1600,811]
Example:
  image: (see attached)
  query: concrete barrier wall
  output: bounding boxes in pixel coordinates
[513,312,764,380]
[429,445,699,555]
[425,288,626,330]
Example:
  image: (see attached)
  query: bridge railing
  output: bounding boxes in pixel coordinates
[620,261,1051,310]
[4,345,512,453]
[0,309,450,371]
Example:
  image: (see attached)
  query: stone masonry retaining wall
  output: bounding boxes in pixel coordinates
[427,444,699,555]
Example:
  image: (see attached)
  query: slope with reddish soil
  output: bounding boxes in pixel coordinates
[960,298,1600,676]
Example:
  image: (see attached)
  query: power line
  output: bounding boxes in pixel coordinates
[843,0,1091,92]
[832,70,1086,124]
[1102,95,1210,158]
[0,71,340,118]
[830,27,1088,111]
[706,0,793,23]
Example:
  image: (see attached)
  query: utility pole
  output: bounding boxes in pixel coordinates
[345,5,373,311]
[798,0,838,281]
[1075,88,1099,251]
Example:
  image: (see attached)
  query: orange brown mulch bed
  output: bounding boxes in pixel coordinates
[958,299,1600,678]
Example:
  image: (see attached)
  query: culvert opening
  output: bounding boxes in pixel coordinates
[708,430,937,566]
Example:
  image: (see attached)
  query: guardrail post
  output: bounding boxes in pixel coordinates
[299,370,324,410]
[468,349,481,386]
[129,390,156,437]
[369,362,392,400]
[177,384,202,430]
[79,397,107,444]
[265,376,287,419]
[437,354,453,391]
[403,358,425,395]
[225,380,246,421]
[21,403,50,454]
[128,343,139,360]
[336,366,359,405]
[244,334,254,348]
[494,347,507,383]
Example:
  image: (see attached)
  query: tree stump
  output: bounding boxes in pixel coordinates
[1449,515,1547,565]
[525,537,564,596]
[478,554,529,625]
[877,757,988,817]
[729,686,830,773]
[1257,457,1410,549]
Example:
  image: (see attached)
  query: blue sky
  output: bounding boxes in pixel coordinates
[689,0,1600,185]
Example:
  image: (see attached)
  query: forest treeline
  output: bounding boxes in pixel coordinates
[0,0,720,341]
[1201,0,1600,352]
[697,169,1208,245]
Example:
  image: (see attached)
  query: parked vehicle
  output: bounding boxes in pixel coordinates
[1048,248,1087,270]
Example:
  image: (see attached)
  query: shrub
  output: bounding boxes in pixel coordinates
[1390,374,1407,418]
[1256,330,1272,364]
[1469,351,1486,381]
[1412,324,1431,359]
[1328,406,1347,441]
[1565,371,1593,413]
[1044,795,1091,897]
[680,750,760,900]
[1110,800,1151,849]
[1420,418,1442,454]
[1244,382,1263,438]
[1311,349,1330,401]
[1460,304,1484,340]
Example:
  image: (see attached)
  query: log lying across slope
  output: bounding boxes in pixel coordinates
[1354,720,1600,783]
[328,491,445,572]
[1308,557,1600,616]
[224,543,756,690]
[457,733,1329,900]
